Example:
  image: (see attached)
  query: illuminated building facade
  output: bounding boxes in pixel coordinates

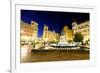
[72,21,90,43]
[63,26,73,42]
[43,25,59,42]
[48,31,59,42]
[21,21,38,43]
[31,21,38,42]
[43,25,48,42]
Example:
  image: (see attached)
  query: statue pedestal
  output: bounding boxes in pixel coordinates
[59,35,68,44]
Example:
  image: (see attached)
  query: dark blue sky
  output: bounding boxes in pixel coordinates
[21,10,89,37]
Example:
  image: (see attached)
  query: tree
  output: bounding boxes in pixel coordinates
[73,32,83,42]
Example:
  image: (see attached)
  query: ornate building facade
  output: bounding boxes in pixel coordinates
[43,25,59,42]
[31,21,38,42]
[72,21,90,43]
[63,26,73,42]
[21,21,38,43]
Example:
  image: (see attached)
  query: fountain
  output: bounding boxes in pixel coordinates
[50,31,77,49]
[57,32,68,46]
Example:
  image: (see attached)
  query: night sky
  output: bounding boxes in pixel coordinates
[21,10,89,37]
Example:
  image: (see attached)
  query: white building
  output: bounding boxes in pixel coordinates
[72,21,90,43]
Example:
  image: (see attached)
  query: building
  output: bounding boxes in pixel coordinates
[48,30,59,42]
[43,25,48,42]
[63,26,73,42]
[72,21,90,43]
[43,25,59,42]
[21,20,38,43]
[31,21,38,42]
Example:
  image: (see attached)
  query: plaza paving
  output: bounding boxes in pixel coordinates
[21,49,89,63]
